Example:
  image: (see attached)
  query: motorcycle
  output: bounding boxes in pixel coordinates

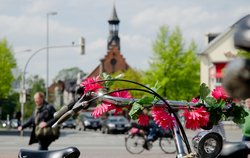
[18,15,250,158]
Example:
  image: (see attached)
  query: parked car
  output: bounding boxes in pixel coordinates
[62,117,76,129]
[101,116,131,134]
[79,112,102,131]
[1,120,7,128]
[10,119,19,128]
[1,119,20,128]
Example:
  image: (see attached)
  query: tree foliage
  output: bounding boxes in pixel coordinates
[0,38,16,99]
[237,49,250,58]
[143,26,200,100]
[110,68,145,98]
[0,93,19,120]
[23,75,46,118]
[53,67,86,82]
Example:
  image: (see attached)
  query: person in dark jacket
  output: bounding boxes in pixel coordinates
[18,91,58,150]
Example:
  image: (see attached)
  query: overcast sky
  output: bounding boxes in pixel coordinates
[1,0,250,85]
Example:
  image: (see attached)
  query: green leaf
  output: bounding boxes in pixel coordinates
[200,83,210,100]
[217,99,226,109]
[205,97,217,107]
[208,107,223,125]
[151,81,161,92]
[114,73,125,79]
[129,102,142,120]
[100,72,114,88]
[225,104,249,124]
[137,96,155,106]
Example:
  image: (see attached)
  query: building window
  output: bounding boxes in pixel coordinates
[216,77,223,85]
[214,63,226,86]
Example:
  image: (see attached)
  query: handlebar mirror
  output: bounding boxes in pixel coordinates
[234,15,250,51]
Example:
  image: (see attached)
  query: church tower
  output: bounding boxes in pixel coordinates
[107,5,120,50]
[86,4,129,78]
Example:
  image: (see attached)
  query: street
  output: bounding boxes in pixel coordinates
[0,125,243,158]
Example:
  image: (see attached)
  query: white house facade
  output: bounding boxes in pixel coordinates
[199,14,249,90]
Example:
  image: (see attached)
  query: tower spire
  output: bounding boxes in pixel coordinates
[107,4,120,50]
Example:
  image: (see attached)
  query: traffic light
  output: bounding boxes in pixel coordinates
[80,37,85,55]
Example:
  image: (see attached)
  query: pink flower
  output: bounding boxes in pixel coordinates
[151,106,175,130]
[110,90,132,114]
[182,106,209,130]
[92,103,109,118]
[138,114,149,126]
[92,90,132,118]
[92,103,123,118]
[110,90,133,99]
[80,76,103,93]
[211,86,228,100]
[191,98,199,103]
[108,104,123,115]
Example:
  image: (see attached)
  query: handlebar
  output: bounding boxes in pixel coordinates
[52,80,197,157]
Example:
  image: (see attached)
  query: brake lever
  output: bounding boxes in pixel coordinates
[52,93,93,128]
[71,92,95,111]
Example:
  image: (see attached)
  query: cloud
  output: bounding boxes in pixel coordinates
[120,33,152,70]
[2,0,250,84]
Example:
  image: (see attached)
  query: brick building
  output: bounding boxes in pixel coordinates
[49,5,130,106]
[86,5,130,78]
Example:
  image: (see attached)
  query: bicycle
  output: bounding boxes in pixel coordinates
[18,77,250,158]
[125,126,176,154]
[19,17,250,156]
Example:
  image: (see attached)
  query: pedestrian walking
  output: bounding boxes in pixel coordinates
[18,91,59,150]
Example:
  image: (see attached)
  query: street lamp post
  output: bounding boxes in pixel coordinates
[46,11,58,101]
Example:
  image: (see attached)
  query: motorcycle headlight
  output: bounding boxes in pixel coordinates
[192,131,223,158]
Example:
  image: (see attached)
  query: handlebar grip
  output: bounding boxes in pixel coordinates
[53,105,68,120]
[52,110,74,128]
[53,100,77,120]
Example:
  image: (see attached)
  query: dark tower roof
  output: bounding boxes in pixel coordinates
[108,5,120,24]
[107,4,120,50]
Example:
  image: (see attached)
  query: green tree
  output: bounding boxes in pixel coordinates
[23,75,46,118]
[143,26,200,100]
[0,38,16,98]
[1,92,19,120]
[53,67,86,82]
[0,38,17,120]
[110,68,145,98]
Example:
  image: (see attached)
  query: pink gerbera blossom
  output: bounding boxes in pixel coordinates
[182,106,209,130]
[191,97,199,103]
[110,90,132,114]
[138,114,149,126]
[92,90,132,118]
[110,90,133,99]
[211,86,228,100]
[80,76,103,93]
[151,106,175,130]
[92,103,110,118]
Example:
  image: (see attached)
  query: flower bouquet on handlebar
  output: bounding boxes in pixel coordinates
[183,83,248,131]
[19,73,250,158]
